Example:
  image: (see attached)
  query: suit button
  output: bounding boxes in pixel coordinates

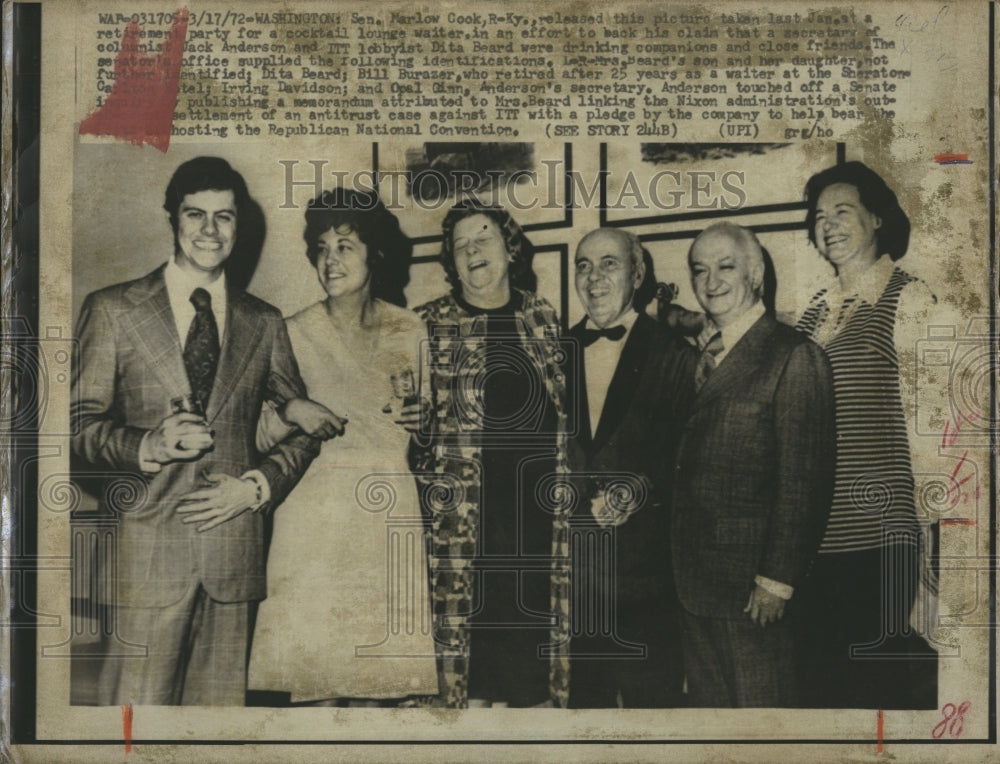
[675,464,682,472]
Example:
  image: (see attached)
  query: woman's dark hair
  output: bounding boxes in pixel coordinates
[439,200,537,294]
[163,156,264,290]
[304,187,412,307]
[804,161,910,261]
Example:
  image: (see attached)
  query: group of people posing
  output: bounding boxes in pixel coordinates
[72,156,939,710]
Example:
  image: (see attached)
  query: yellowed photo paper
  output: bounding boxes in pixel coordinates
[4,1,996,760]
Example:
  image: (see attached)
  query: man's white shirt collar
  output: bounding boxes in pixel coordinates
[583,308,638,438]
[585,307,639,337]
[164,256,228,343]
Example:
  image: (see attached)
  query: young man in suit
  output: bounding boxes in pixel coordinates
[566,228,695,708]
[672,222,835,707]
[72,156,319,705]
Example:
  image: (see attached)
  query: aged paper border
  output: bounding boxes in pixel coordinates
[5,0,998,760]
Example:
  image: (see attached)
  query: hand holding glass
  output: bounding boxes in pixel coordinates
[144,395,213,464]
[384,369,425,433]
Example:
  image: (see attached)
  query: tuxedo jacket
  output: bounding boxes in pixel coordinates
[72,265,319,607]
[566,312,697,606]
[671,314,835,619]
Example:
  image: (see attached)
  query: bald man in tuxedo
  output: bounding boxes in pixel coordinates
[566,228,696,708]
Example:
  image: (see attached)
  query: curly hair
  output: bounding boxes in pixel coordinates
[439,199,537,294]
[804,161,910,261]
[303,187,412,307]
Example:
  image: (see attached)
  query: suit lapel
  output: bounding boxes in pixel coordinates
[566,319,593,456]
[206,290,266,423]
[592,313,652,453]
[694,313,774,409]
[120,266,190,396]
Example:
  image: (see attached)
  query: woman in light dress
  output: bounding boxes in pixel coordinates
[248,188,438,705]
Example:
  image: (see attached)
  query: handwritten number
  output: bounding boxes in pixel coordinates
[932,701,971,739]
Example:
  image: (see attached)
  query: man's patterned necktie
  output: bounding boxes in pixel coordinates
[694,332,724,392]
[183,287,220,414]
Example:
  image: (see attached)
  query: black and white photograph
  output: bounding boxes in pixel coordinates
[4,0,996,761]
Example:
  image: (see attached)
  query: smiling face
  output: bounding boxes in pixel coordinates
[813,182,881,273]
[451,214,511,300]
[689,228,763,328]
[315,225,371,301]
[574,229,643,328]
[174,189,237,276]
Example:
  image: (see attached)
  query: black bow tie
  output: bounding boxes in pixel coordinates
[581,324,627,347]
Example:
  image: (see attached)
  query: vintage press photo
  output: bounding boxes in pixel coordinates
[5,0,996,760]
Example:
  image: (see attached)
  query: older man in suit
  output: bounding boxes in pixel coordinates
[672,222,835,707]
[566,228,696,708]
[72,156,319,706]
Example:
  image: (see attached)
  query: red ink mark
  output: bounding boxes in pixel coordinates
[931,700,971,738]
[940,518,978,526]
[79,9,189,152]
[946,472,975,497]
[944,451,975,506]
[121,703,133,752]
[948,451,970,480]
[877,708,884,753]
[934,153,973,165]
[941,410,982,448]
[945,468,978,507]
[939,412,983,507]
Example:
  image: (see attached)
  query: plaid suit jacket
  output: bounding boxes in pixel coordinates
[670,314,835,618]
[72,265,319,607]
